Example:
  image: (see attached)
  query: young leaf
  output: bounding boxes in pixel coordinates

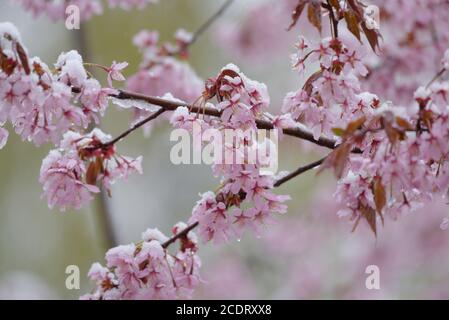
[373,178,386,217]
[15,42,30,75]
[344,10,361,42]
[288,0,308,30]
[345,116,366,135]
[361,22,381,52]
[361,205,377,236]
[307,1,322,34]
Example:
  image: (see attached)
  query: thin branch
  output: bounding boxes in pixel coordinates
[162,221,199,249]
[426,68,446,89]
[188,0,234,47]
[99,89,338,150]
[274,156,327,187]
[161,154,329,249]
[100,107,165,149]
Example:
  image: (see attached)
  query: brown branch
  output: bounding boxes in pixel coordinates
[162,221,199,249]
[274,156,327,187]
[101,89,338,150]
[100,107,165,149]
[161,154,329,249]
[188,0,234,47]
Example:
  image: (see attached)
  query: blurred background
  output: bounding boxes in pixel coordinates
[1,0,449,299]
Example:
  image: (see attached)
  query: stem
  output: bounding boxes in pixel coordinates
[188,0,234,47]
[100,107,165,149]
[98,89,338,150]
[426,68,446,89]
[273,156,327,187]
[162,222,199,249]
[325,1,339,39]
[162,154,328,249]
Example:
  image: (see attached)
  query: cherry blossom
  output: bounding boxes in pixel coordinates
[82,224,200,300]
[5,0,449,301]
[106,61,128,87]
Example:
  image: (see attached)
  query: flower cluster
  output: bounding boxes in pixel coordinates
[40,129,143,211]
[0,22,142,210]
[329,56,449,233]
[170,64,290,243]
[126,29,203,135]
[82,224,201,300]
[364,0,449,105]
[283,34,377,140]
[0,23,116,147]
[15,0,158,21]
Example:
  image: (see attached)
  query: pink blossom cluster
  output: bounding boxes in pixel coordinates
[15,0,158,21]
[0,22,143,210]
[364,0,449,105]
[82,223,201,300]
[215,0,298,63]
[198,190,449,299]
[40,128,143,211]
[0,23,116,147]
[331,55,449,230]
[126,29,203,135]
[283,34,377,139]
[170,64,290,243]
[277,3,449,232]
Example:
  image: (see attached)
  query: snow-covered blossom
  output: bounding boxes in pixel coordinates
[83,224,200,300]
[0,25,113,146]
[168,64,290,243]
[39,149,100,211]
[40,129,143,211]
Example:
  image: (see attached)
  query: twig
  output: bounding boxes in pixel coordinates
[161,154,329,249]
[188,0,234,47]
[162,221,199,249]
[99,107,165,149]
[274,156,327,187]
[95,89,338,150]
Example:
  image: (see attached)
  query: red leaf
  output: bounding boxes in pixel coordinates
[361,22,381,52]
[373,178,386,224]
[344,10,361,42]
[361,205,377,236]
[15,42,30,75]
[288,0,308,31]
[307,1,322,34]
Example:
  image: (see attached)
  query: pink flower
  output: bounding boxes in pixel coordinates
[107,61,129,87]
[85,223,201,300]
[39,150,100,211]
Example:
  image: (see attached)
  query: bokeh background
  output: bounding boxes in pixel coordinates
[1,0,449,299]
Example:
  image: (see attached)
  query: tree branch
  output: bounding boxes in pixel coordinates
[100,107,165,149]
[160,154,329,249]
[100,89,338,150]
[188,0,234,47]
[274,156,327,187]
